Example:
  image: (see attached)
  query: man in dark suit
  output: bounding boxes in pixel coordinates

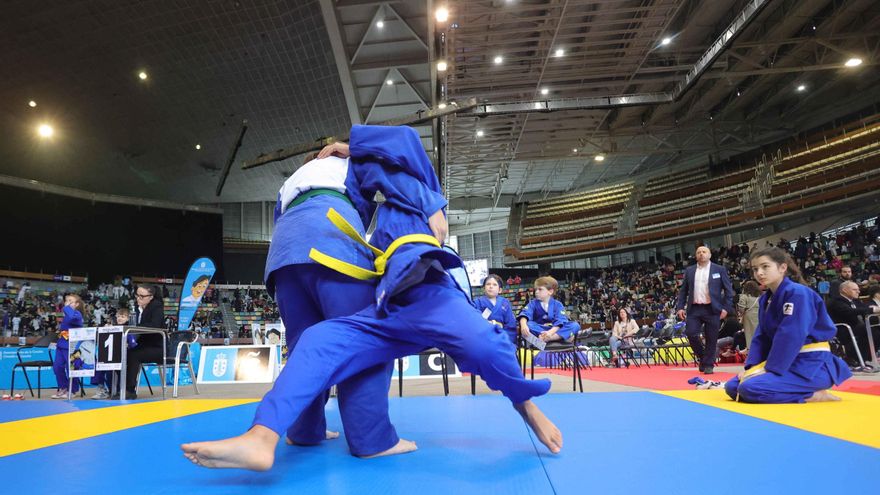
[124,285,166,398]
[675,246,734,374]
[827,281,880,369]
[829,265,854,299]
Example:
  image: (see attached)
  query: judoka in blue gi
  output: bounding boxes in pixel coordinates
[258,152,407,457]
[518,276,580,342]
[182,125,562,471]
[473,274,518,344]
[724,247,851,403]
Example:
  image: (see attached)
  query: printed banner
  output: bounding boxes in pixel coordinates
[68,327,97,378]
[196,345,277,384]
[393,352,461,380]
[177,257,216,331]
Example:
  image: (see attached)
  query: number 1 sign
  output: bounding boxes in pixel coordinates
[97,326,124,371]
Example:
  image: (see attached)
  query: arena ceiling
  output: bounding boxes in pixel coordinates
[2,0,879,226]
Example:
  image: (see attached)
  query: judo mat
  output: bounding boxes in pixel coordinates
[2,388,878,495]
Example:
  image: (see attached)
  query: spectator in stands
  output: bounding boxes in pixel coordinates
[124,285,165,399]
[506,276,515,286]
[868,285,880,309]
[473,275,517,344]
[827,281,880,369]
[737,281,762,352]
[715,317,744,360]
[608,308,638,367]
[514,275,522,285]
[518,276,580,342]
[51,294,85,399]
[675,246,734,374]
[12,313,21,336]
[830,265,854,296]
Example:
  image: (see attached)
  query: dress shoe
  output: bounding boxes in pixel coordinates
[703,366,714,374]
[698,364,704,373]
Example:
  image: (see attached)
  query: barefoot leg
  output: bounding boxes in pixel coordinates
[358,438,418,459]
[514,400,562,454]
[285,430,340,445]
[805,389,842,402]
[181,425,280,471]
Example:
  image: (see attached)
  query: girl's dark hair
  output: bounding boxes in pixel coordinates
[616,307,631,322]
[741,280,762,297]
[482,274,504,288]
[748,247,807,285]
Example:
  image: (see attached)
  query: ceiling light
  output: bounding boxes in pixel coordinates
[138,71,148,80]
[195,144,201,150]
[476,130,484,137]
[796,84,806,92]
[595,154,605,162]
[534,102,543,109]
[493,55,503,64]
[555,48,564,57]
[572,148,578,153]
[435,7,449,22]
[540,88,549,95]
[386,79,393,86]
[845,58,862,67]
[438,102,447,109]
[37,124,54,138]
[376,20,384,28]
[436,60,448,71]
[661,37,672,46]
[28,100,37,107]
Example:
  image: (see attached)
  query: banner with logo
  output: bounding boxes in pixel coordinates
[197,345,277,384]
[68,327,97,378]
[177,257,216,331]
[393,351,461,380]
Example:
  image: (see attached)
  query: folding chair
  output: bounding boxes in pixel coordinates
[141,331,200,398]
[519,329,585,392]
[11,334,54,398]
[396,348,449,397]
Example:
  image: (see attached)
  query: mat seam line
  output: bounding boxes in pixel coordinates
[523,419,558,495]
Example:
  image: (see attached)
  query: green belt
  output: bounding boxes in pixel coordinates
[285,189,352,212]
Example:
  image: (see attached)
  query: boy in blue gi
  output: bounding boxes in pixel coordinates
[256,151,409,457]
[182,125,561,471]
[474,274,518,344]
[724,247,852,403]
[518,276,580,342]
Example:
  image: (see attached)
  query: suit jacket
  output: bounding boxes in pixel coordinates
[827,294,872,332]
[675,262,734,315]
[135,298,166,348]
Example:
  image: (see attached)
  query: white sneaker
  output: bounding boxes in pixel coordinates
[91,389,110,400]
[49,392,67,399]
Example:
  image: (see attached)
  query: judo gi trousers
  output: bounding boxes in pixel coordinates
[525,321,579,341]
[724,369,834,403]
[253,270,552,441]
[268,264,398,456]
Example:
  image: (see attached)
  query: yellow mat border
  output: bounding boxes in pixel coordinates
[656,389,880,449]
[0,399,257,457]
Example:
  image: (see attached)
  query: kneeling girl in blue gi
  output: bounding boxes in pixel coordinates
[518,276,580,342]
[474,274,518,344]
[182,125,561,471]
[724,247,851,403]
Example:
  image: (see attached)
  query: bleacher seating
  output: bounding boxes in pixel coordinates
[505,113,880,263]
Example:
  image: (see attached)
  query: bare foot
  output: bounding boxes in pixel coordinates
[515,400,562,454]
[285,430,340,445]
[358,439,418,459]
[805,389,842,402]
[181,425,279,471]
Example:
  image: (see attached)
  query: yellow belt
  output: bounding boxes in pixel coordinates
[308,208,440,281]
[736,342,831,402]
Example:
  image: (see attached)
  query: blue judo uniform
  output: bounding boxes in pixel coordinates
[53,306,83,393]
[518,298,579,341]
[252,125,550,437]
[474,295,518,344]
[724,277,852,403]
[260,161,399,456]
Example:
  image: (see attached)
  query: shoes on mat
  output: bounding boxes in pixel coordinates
[49,392,67,399]
[91,388,111,400]
[703,366,714,374]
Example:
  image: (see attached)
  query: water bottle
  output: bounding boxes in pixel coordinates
[224,337,230,346]
[19,336,26,346]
